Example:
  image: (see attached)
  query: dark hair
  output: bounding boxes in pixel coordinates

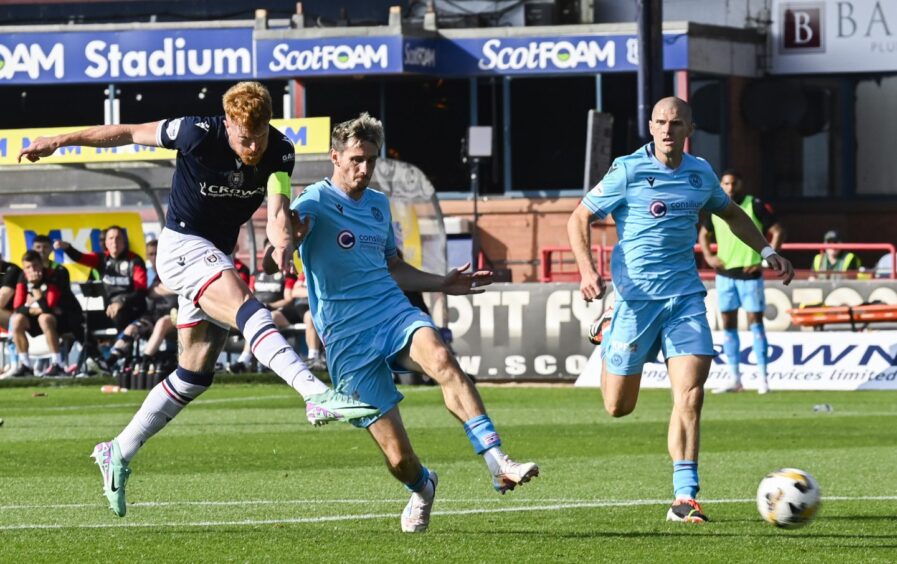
[103,225,129,252]
[720,168,742,180]
[32,234,51,245]
[22,250,42,264]
[146,239,158,250]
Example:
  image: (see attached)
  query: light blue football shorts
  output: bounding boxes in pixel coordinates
[715,274,765,313]
[325,305,436,429]
[601,292,716,375]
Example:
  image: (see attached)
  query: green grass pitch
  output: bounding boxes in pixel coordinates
[0,382,895,563]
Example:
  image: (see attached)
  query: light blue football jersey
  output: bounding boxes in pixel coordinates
[582,143,730,300]
[291,179,409,342]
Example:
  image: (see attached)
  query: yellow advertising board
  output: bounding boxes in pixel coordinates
[0,117,330,166]
[4,212,146,282]
[390,202,422,269]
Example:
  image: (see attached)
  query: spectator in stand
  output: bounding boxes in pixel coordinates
[0,257,22,331]
[55,225,148,372]
[125,239,179,386]
[811,230,861,281]
[6,251,66,376]
[32,234,84,350]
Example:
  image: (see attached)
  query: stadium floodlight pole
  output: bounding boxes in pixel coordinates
[637,0,664,143]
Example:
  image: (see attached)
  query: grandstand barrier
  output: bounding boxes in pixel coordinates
[540,242,897,282]
[446,281,897,382]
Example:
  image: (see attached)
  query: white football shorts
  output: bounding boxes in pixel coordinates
[156,228,233,329]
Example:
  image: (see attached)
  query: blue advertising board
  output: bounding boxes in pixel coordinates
[0,28,254,84]
[256,36,403,77]
[436,33,688,76]
[0,28,688,84]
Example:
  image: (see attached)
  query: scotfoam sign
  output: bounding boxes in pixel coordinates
[438,33,687,76]
[257,37,400,77]
[0,29,252,84]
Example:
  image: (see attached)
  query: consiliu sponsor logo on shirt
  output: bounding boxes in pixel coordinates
[358,233,386,249]
[0,43,64,80]
[199,182,265,198]
[84,37,251,79]
[269,43,389,72]
[478,38,615,71]
[404,43,436,68]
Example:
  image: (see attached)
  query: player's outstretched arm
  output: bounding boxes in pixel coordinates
[715,201,795,284]
[17,121,162,163]
[567,204,606,302]
[387,256,493,295]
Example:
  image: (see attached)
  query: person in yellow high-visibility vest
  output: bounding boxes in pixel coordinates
[699,169,785,394]
[811,230,861,281]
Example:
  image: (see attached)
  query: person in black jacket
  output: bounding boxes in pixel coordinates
[56,225,148,371]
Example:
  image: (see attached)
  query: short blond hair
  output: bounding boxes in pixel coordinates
[222,81,272,129]
[331,112,384,152]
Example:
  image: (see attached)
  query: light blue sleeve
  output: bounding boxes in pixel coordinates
[703,171,730,212]
[384,203,398,260]
[291,184,321,231]
[581,160,627,219]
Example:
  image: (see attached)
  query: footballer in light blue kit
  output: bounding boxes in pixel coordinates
[290,113,539,533]
[568,97,794,524]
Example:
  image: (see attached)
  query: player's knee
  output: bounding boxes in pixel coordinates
[37,313,57,328]
[604,400,634,418]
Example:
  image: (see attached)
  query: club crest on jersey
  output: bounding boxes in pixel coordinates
[689,173,702,188]
[118,262,129,275]
[649,199,667,218]
[228,171,244,188]
[371,207,384,222]
[337,230,356,249]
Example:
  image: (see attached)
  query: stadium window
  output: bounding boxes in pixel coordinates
[753,78,843,200]
[855,75,897,196]
[509,76,597,191]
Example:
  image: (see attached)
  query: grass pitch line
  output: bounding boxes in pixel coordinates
[1,496,896,531]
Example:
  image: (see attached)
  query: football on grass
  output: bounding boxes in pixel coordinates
[756,468,821,529]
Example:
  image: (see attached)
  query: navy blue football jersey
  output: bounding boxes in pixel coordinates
[157,115,295,253]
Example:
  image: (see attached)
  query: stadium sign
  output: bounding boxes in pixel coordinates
[437,33,688,76]
[257,37,402,76]
[449,281,897,382]
[579,331,897,391]
[0,29,253,84]
[0,117,331,165]
[771,0,897,73]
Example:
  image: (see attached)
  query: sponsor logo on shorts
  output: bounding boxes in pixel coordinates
[609,340,637,353]
[689,173,702,188]
[610,354,623,366]
[371,207,384,222]
[337,230,356,249]
[649,199,667,218]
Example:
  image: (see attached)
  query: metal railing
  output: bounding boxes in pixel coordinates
[540,242,897,282]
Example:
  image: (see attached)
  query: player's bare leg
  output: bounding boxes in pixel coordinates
[600,360,642,417]
[666,354,712,523]
[397,327,539,494]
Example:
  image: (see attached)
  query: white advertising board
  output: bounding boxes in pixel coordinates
[577,331,897,391]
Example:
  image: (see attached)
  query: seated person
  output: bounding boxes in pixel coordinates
[56,225,148,371]
[32,234,84,344]
[0,257,22,332]
[7,251,66,376]
[122,239,179,383]
[811,230,861,280]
